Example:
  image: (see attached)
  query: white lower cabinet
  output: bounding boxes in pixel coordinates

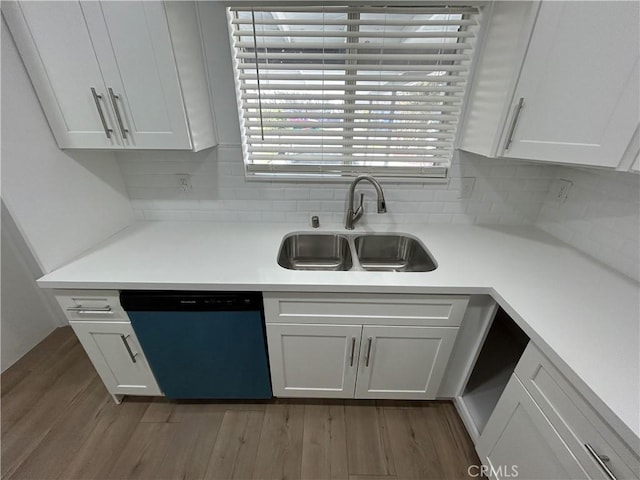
[476,375,588,480]
[266,323,361,398]
[70,321,161,400]
[354,325,458,400]
[55,290,161,403]
[264,292,468,400]
[476,344,639,480]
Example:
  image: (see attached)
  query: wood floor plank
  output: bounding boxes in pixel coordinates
[140,397,175,422]
[1,327,75,398]
[57,398,151,480]
[204,410,265,480]
[1,334,82,430]
[383,408,445,480]
[174,413,226,480]
[1,344,97,479]
[253,403,305,480]
[7,375,110,480]
[151,412,225,480]
[434,404,482,478]
[349,476,399,480]
[107,421,174,479]
[301,404,349,480]
[345,405,395,476]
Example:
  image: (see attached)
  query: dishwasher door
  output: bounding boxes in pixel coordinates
[122,291,272,399]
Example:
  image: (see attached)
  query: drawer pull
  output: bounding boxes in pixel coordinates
[365,338,373,367]
[120,335,138,363]
[66,305,113,314]
[585,443,616,480]
[349,337,356,367]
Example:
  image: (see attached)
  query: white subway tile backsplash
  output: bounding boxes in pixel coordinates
[536,166,639,281]
[307,189,334,200]
[475,213,502,225]
[284,189,311,200]
[428,214,453,224]
[117,148,556,228]
[433,190,461,202]
[116,145,639,280]
[271,201,297,212]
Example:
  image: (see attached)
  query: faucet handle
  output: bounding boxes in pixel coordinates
[358,193,365,209]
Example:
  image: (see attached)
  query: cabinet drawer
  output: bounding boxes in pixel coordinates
[264,292,469,327]
[516,344,639,479]
[55,289,129,322]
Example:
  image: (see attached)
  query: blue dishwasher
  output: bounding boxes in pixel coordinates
[120,291,272,399]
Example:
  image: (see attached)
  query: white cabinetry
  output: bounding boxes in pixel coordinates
[354,325,458,400]
[264,293,468,400]
[477,375,589,480]
[476,344,639,480]
[2,1,215,151]
[461,1,639,169]
[55,290,161,403]
[266,323,361,398]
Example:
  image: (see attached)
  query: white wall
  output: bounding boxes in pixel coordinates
[1,202,63,372]
[536,167,640,281]
[1,18,134,274]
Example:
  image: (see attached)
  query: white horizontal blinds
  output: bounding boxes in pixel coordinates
[228,6,479,178]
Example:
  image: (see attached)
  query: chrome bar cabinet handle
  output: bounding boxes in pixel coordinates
[90,87,112,139]
[349,337,356,367]
[365,338,373,367]
[66,305,113,314]
[120,335,138,363]
[584,444,616,480]
[108,88,129,139]
[504,97,525,150]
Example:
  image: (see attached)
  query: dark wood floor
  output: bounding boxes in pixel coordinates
[2,327,481,480]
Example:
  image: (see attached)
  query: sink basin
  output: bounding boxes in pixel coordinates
[353,234,437,272]
[278,234,353,271]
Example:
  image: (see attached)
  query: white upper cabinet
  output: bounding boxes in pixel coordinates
[2,1,216,151]
[460,1,639,170]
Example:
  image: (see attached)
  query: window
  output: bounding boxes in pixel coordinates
[228,5,480,180]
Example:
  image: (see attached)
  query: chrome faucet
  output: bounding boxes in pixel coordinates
[345,175,387,230]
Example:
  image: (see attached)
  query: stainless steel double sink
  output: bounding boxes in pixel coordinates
[277,233,437,272]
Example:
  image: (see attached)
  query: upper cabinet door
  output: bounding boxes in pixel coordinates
[500,1,640,167]
[3,1,215,151]
[3,1,121,148]
[81,2,191,150]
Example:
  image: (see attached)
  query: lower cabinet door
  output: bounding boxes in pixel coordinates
[70,321,161,396]
[266,323,362,398]
[354,325,458,400]
[476,375,588,480]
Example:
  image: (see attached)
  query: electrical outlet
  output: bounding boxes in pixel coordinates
[551,178,573,203]
[176,174,192,192]
[459,177,476,199]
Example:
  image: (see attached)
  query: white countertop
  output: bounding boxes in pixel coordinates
[38,221,640,446]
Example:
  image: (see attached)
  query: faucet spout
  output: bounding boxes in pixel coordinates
[345,175,387,230]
